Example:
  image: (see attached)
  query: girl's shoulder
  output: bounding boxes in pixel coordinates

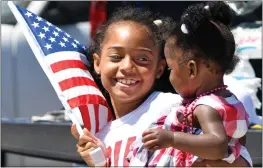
[195,93,240,109]
[194,93,248,120]
[149,92,182,118]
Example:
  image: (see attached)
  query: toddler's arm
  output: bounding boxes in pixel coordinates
[141,105,228,160]
[168,105,228,160]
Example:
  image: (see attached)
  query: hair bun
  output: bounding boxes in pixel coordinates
[180,3,210,34]
[180,2,232,34]
[205,1,232,27]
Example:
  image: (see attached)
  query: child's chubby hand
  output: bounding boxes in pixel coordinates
[71,124,106,166]
[142,128,174,151]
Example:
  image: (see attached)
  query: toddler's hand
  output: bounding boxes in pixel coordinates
[142,128,174,151]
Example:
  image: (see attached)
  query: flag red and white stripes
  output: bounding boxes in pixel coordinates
[8,1,113,135]
[45,51,113,134]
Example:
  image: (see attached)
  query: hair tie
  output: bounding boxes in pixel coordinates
[153,19,162,26]
[204,5,209,10]
[181,24,189,34]
[182,13,189,19]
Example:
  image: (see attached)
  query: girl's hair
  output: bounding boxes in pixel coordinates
[168,1,239,74]
[85,6,176,114]
[89,6,175,55]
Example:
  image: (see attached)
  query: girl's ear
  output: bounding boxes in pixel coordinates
[93,53,101,75]
[156,59,166,79]
[187,60,198,79]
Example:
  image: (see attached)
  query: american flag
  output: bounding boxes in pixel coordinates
[8,2,113,135]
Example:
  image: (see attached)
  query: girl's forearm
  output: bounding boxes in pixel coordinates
[171,132,228,160]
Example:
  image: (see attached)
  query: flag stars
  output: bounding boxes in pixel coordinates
[44,43,52,50]
[74,39,80,44]
[42,26,49,32]
[56,27,62,32]
[38,32,46,39]
[72,43,77,48]
[25,11,32,17]
[48,37,56,43]
[46,22,52,27]
[53,31,59,37]
[65,33,71,38]
[32,22,39,28]
[36,16,43,21]
[59,41,66,47]
[20,8,87,53]
[62,37,69,42]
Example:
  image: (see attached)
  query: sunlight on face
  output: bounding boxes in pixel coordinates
[118,28,130,39]
[97,21,162,105]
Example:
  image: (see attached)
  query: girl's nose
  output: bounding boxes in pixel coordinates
[120,56,134,72]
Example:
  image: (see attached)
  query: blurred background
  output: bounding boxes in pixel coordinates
[1,1,262,167]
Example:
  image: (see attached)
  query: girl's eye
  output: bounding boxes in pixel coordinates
[110,55,122,61]
[137,56,149,62]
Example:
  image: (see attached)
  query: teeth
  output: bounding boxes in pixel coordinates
[131,80,136,84]
[117,79,137,85]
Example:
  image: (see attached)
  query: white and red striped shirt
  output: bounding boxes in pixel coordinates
[96,92,182,166]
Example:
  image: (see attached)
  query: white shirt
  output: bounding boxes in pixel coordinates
[96,91,181,166]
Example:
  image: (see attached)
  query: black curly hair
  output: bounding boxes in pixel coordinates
[167,1,239,74]
[85,6,176,115]
[90,6,174,53]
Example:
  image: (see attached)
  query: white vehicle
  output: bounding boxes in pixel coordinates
[2,1,91,119]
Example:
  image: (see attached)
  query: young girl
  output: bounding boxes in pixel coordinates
[128,2,250,167]
[72,6,180,167]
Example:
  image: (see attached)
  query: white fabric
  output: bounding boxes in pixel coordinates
[240,145,253,167]
[192,146,253,167]
[96,92,182,166]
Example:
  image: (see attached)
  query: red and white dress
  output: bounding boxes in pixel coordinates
[128,93,250,167]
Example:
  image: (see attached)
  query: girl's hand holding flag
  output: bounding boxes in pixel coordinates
[71,124,107,166]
